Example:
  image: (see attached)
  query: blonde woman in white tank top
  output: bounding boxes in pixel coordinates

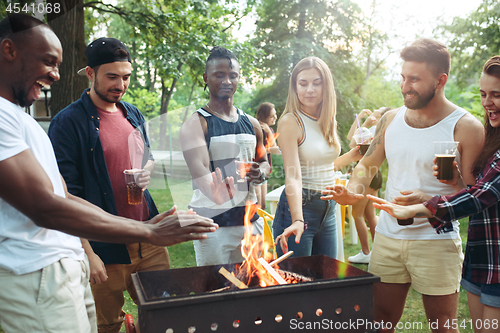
[273,57,362,258]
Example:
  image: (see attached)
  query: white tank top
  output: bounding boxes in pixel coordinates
[295,111,339,191]
[378,106,467,240]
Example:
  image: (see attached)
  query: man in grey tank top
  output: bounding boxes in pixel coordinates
[180,47,270,266]
[324,39,484,333]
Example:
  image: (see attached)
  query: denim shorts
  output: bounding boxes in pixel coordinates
[272,188,337,258]
[461,255,500,308]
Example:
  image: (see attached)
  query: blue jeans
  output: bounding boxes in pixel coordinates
[461,253,500,308]
[273,189,337,259]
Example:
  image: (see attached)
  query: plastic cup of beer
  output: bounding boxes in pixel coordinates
[433,141,459,180]
[235,160,252,183]
[124,169,143,205]
[353,127,373,155]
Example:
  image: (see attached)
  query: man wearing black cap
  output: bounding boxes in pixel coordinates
[49,37,169,333]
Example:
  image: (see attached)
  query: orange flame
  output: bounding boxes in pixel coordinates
[240,201,279,287]
[264,132,280,150]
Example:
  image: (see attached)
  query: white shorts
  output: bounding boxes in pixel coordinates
[369,232,463,295]
[0,257,97,333]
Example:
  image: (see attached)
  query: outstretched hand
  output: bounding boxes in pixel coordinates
[367,194,413,220]
[146,209,219,247]
[274,221,305,254]
[391,189,432,206]
[367,194,432,220]
[321,185,364,205]
[210,167,235,205]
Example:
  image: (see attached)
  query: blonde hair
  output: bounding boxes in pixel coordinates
[281,56,339,150]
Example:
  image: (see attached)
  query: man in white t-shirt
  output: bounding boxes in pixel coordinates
[0,14,217,333]
[324,39,484,333]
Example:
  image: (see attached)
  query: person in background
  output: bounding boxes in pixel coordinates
[0,14,216,333]
[368,55,500,333]
[255,102,281,209]
[346,107,392,264]
[273,56,362,259]
[180,46,270,266]
[346,107,393,144]
[49,37,170,333]
[322,38,485,333]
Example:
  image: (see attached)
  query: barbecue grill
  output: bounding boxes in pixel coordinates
[131,255,380,332]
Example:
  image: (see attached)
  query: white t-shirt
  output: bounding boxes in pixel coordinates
[0,97,84,275]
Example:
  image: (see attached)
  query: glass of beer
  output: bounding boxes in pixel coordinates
[124,169,143,205]
[235,160,252,183]
[433,141,459,180]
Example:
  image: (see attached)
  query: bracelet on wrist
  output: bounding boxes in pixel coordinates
[293,219,308,230]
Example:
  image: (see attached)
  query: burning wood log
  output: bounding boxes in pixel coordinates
[218,267,248,289]
[269,251,294,267]
[230,202,314,289]
[229,261,313,289]
[258,257,287,285]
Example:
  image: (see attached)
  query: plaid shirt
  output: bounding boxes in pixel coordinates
[424,150,500,284]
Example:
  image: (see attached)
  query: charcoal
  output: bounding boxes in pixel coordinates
[276,269,313,282]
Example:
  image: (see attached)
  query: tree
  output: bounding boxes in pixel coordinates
[89,0,260,148]
[352,0,394,96]
[46,0,88,116]
[249,0,366,148]
[438,0,500,87]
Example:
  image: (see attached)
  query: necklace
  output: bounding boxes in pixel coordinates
[205,104,236,121]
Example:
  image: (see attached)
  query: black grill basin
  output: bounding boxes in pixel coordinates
[131,255,380,333]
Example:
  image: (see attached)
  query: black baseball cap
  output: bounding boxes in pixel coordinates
[77,37,131,75]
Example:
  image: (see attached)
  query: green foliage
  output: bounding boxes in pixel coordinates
[0,2,7,20]
[438,0,500,88]
[82,0,262,133]
[445,80,485,122]
[252,0,362,78]
[84,0,107,43]
[357,73,404,111]
[122,88,161,120]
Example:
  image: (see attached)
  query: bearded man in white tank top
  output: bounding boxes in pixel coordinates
[323,39,484,333]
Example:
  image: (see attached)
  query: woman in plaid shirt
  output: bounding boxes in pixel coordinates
[369,56,500,332]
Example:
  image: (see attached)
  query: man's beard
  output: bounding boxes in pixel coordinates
[14,61,35,107]
[94,78,124,104]
[15,89,31,108]
[403,86,436,110]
